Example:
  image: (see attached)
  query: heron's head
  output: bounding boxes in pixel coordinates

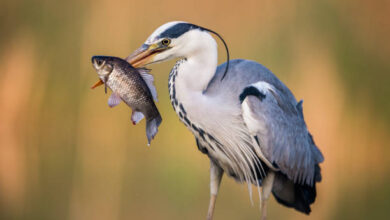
[126,21,229,76]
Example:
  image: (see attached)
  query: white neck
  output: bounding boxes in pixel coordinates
[169,30,221,126]
[176,31,218,92]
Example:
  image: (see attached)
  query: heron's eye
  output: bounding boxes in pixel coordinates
[161,38,171,46]
[97,60,103,66]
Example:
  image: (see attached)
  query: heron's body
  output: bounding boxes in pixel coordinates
[169,58,284,183]
[126,21,324,219]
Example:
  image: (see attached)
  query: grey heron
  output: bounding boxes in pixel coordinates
[126,21,324,220]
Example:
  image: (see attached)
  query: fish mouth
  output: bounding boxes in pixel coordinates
[92,56,106,70]
[91,56,111,93]
[91,57,105,89]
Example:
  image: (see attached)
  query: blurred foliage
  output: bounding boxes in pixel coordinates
[0,0,389,220]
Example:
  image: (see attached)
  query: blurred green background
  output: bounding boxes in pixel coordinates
[1,0,390,219]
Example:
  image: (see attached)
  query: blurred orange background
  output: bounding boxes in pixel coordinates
[1,0,390,219]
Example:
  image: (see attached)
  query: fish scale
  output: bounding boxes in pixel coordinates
[108,68,148,107]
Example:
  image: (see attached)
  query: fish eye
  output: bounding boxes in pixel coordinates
[161,38,171,46]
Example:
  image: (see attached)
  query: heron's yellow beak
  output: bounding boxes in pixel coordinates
[125,43,161,68]
[91,80,104,89]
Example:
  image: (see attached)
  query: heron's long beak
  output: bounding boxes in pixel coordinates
[91,80,104,89]
[126,44,160,68]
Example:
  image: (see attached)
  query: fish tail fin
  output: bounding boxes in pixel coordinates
[145,113,162,146]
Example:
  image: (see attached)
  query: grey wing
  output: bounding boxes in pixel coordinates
[240,81,324,186]
[205,59,299,107]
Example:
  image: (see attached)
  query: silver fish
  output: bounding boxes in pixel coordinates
[91,55,162,145]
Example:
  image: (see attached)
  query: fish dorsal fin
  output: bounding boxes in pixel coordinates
[137,68,158,101]
[108,92,121,108]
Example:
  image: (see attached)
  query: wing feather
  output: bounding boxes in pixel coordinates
[241,81,324,186]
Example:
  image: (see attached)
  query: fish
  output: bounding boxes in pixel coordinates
[91,55,162,145]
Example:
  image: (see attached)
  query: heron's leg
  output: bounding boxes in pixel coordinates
[260,171,275,220]
[207,160,223,220]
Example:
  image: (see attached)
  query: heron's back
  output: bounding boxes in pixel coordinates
[204,59,298,107]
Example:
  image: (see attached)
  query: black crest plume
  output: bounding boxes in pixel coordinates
[195,24,230,81]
